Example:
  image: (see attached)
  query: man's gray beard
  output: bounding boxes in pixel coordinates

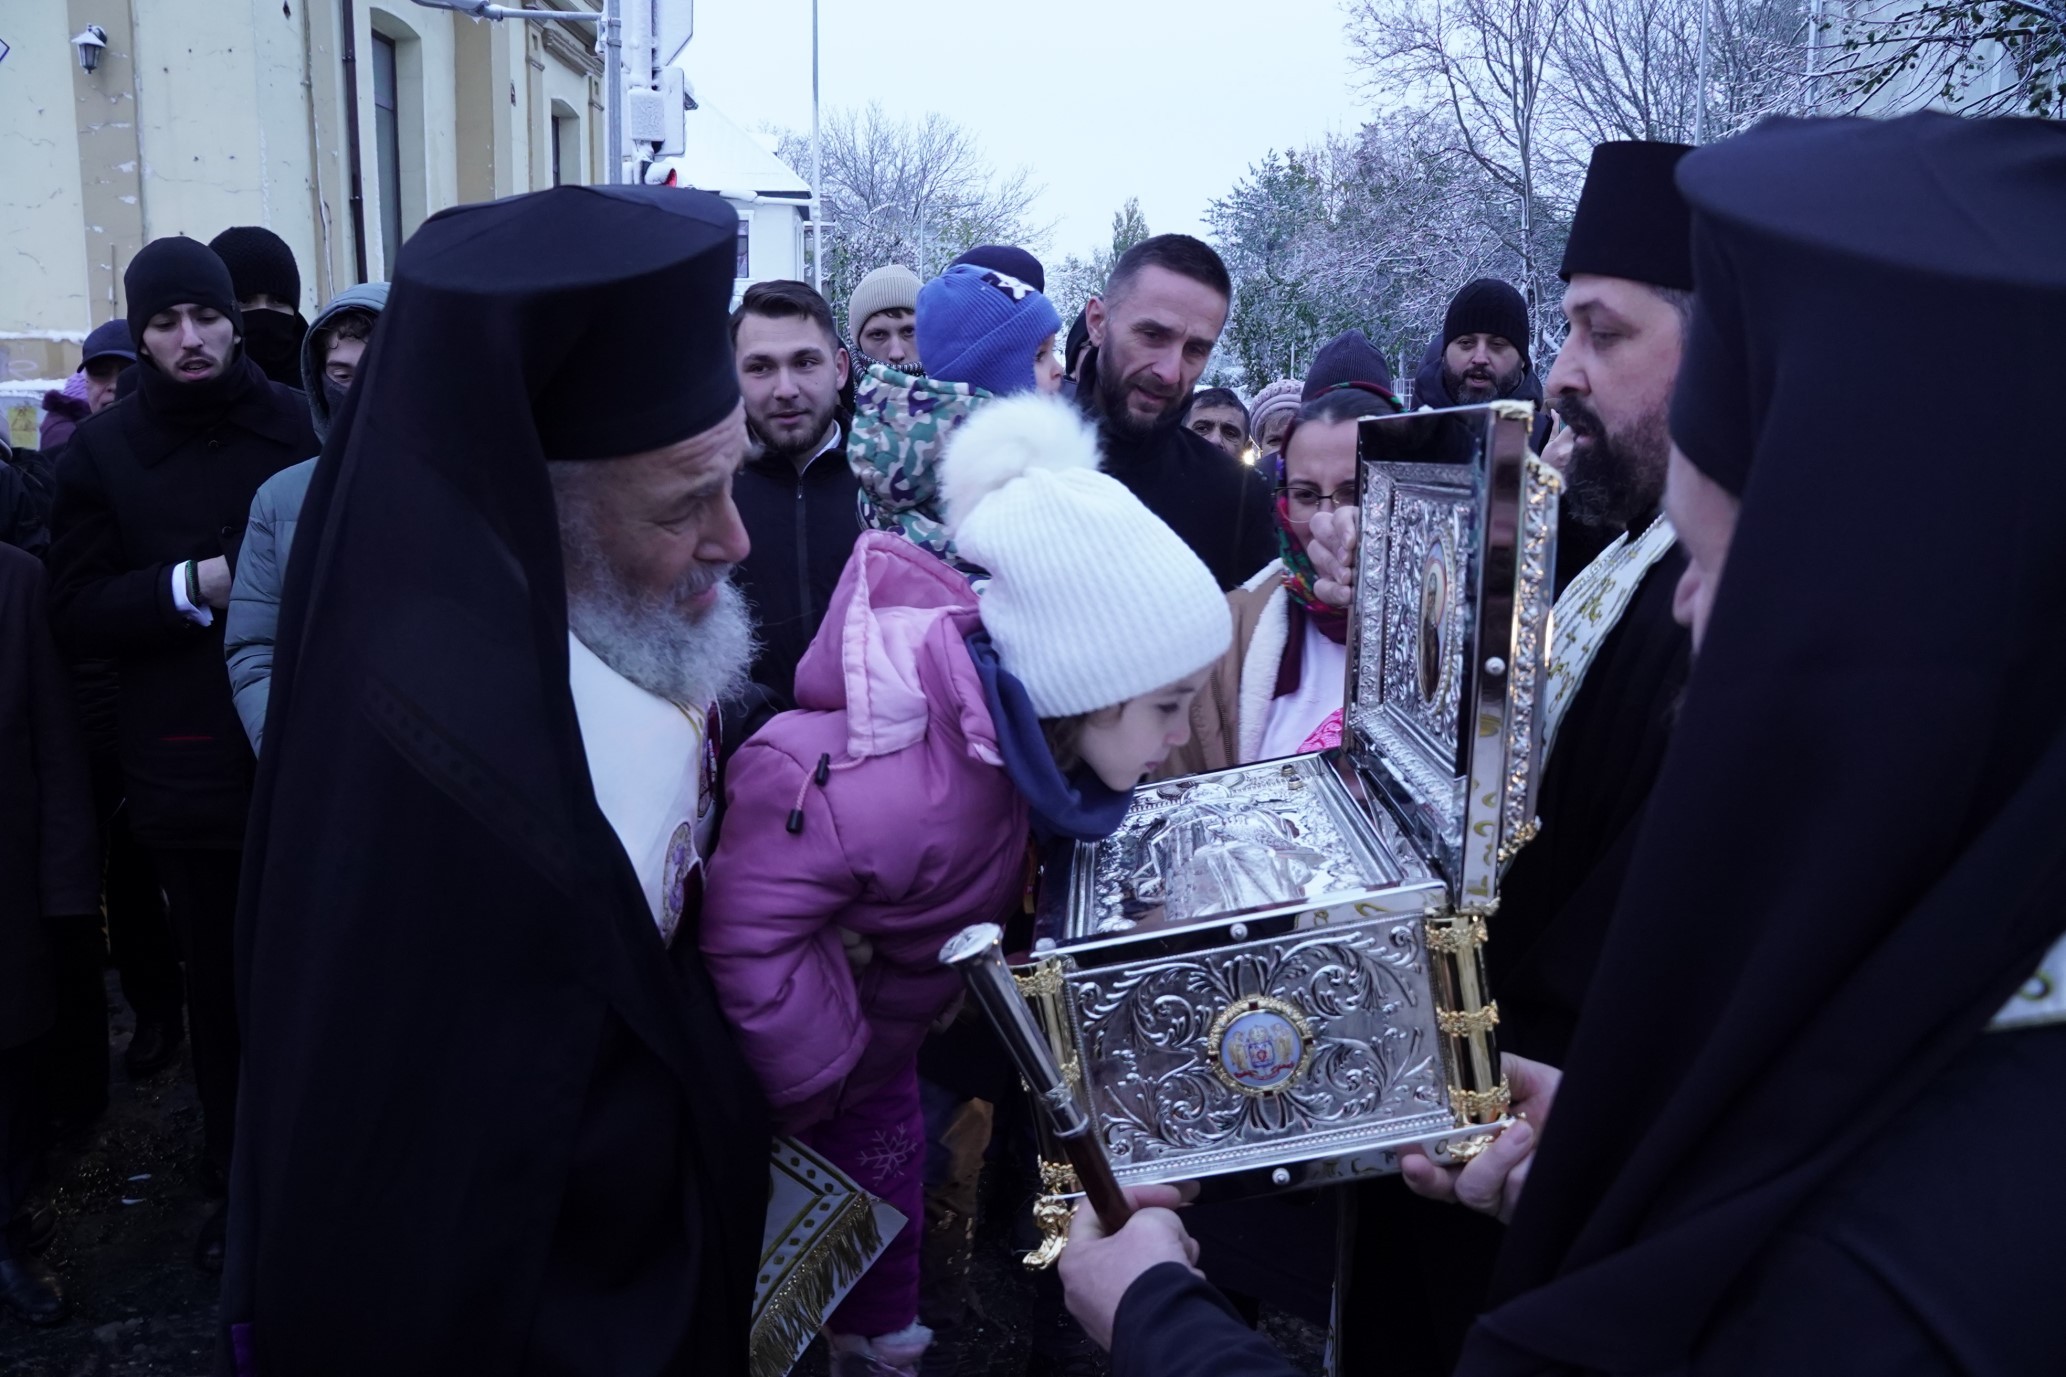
[568,576,757,709]
[561,543,758,708]
[557,497,760,710]
[550,460,759,705]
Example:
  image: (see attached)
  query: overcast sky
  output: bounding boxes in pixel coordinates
[682,0,1368,260]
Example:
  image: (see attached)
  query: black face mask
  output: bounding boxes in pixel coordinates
[322,376,351,420]
[242,310,309,387]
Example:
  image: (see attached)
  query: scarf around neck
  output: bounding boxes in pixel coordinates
[1274,495,1350,646]
[964,630,1135,843]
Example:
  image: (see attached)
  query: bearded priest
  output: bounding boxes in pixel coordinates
[219,185,769,1376]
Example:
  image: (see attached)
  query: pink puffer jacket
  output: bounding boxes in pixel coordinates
[701,532,1029,1129]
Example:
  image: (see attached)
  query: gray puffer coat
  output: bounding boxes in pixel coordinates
[224,281,387,750]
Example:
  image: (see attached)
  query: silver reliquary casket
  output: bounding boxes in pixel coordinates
[1019,401,1560,1204]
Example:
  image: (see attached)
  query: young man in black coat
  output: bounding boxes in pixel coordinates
[1077,236,1274,591]
[45,236,317,1273]
[0,544,100,1325]
[728,279,861,708]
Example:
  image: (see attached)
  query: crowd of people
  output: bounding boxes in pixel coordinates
[0,108,2059,1377]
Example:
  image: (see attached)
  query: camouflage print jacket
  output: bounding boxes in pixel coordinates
[847,362,991,578]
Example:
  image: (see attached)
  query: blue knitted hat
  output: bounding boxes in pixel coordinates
[916,263,1063,398]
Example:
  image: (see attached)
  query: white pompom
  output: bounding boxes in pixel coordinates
[939,393,1104,535]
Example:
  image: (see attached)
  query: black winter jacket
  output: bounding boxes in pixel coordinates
[47,355,316,849]
[1412,330,1554,448]
[1076,350,1275,591]
[0,456,44,556]
[0,545,100,1047]
[731,425,862,709]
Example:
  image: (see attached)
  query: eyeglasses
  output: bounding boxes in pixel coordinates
[1279,483,1358,523]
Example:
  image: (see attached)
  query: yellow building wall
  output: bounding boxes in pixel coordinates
[0,4,96,366]
[1,0,604,430]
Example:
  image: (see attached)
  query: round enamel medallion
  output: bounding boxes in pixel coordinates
[1207,996,1314,1096]
[660,821,698,942]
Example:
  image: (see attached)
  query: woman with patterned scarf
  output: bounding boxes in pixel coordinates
[1161,382,1400,776]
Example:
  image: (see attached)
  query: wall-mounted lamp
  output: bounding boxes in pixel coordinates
[72,25,108,74]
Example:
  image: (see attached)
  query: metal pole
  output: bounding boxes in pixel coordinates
[602,0,623,184]
[810,0,823,293]
[939,926,1135,1234]
[1694,0,1712,142]
[342,0,370,282]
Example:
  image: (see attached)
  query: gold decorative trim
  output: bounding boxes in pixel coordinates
[1495,817,1540,867]
[1449,1078,1512,1121]
[749,1187,887,1377]
[1014,959,1067,1001]
[1424,915,1490,955]
[1205,994,1317,1097]
[1022,1160,1081,1270]
[1443,1132,1498,1164]
[1436,1001,1500,1037]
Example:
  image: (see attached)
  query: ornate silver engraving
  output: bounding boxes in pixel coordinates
[1070,760,1398,939]
[1500,458,1560,854]
[1351,476,1478,867]
[1353,469,1394,719]
[1380,488,1470,757]
[1069,927,1451,1169]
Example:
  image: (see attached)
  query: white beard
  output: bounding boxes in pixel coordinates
[567,578,757,710]
[550,460,759,709]
[560,545,758,710]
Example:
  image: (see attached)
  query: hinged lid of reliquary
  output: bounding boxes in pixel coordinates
[1344,402,1562,908]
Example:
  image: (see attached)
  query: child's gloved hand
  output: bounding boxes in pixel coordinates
[838,926,874,974]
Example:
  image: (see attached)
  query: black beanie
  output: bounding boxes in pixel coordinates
[124,237,243,351]
[951,244,1045,293]
[208,225,302,309]
[1302,328,1394,399]
[1442,278,1530,363]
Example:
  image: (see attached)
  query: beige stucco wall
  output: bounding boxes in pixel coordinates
[1,4,96,371]
[130,0,319,282]
[1,0,603,419]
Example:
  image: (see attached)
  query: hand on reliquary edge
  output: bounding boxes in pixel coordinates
[1399,1053,1561,1224]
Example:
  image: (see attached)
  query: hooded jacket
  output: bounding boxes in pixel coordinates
[847,362,990,575]
[701,532,1029,1128]
[40,383,92,454]
[224,283,389,750]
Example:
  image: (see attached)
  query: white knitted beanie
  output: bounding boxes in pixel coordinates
[941,393,1232,718]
